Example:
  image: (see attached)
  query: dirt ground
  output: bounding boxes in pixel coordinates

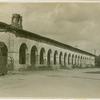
[0,68,100,99]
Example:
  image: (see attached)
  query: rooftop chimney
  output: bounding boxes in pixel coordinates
[11,14,23,29]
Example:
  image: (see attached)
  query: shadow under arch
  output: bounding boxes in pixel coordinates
[0,42,8,75]
[68,53,71,65]
[19,43,28,64]
[54,50,58,65]
[75,55,77,65]
[30,45,38,66]
[47,49,52,66]
[40,47,46,64]
[72,54,74,65]
[59,52,63,65]
[64,53,67,66]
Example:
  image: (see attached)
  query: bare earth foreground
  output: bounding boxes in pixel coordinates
[0,68,100,98]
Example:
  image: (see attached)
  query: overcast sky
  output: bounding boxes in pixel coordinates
[0,3,100,55]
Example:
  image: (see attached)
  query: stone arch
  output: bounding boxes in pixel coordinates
[64,53,67,66]
[0,42,8,74]
[90,57,92,65]
[54,50,58,65]
[81,56,83,64]
[75,55,77,65]
[0,42,8,57]
[47,49,52,65]
[83,57,85,64]
[80,56,82,65]
[72,54,74,65]
[59,52,63,65]
[84,57,88,65]
[78,56,80,65]
[86,57,89,65]
[30,45,38,66]
[40,48,46,64]
[68,53,71,65]
[19,43,28,64]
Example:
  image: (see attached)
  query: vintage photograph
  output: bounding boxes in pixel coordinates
[0,2,100,98]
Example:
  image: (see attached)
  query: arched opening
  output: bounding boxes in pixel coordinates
[72,54,74,65]
[83,57,85,64]
[59,52,63,65]
[86,57,88,65]
[19,43,27,64]
[30,46,38,66]
[54,50,58,65]
[78,56,80,65]
[81,57,83,64]
[75,55,77,65]
[64,53,67,66]
[40,48,45,64]
[68,53,71,65]
[80,56,82,65]
[0,42,8,74]
[47,49,52,65]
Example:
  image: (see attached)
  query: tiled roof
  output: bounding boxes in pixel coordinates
[0,22,95,57]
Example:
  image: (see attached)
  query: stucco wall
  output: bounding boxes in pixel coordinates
[0,31,95,71]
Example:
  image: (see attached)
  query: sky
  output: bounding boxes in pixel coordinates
[0,3,100,55]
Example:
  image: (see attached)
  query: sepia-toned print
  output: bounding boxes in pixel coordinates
[0,3,100,98]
